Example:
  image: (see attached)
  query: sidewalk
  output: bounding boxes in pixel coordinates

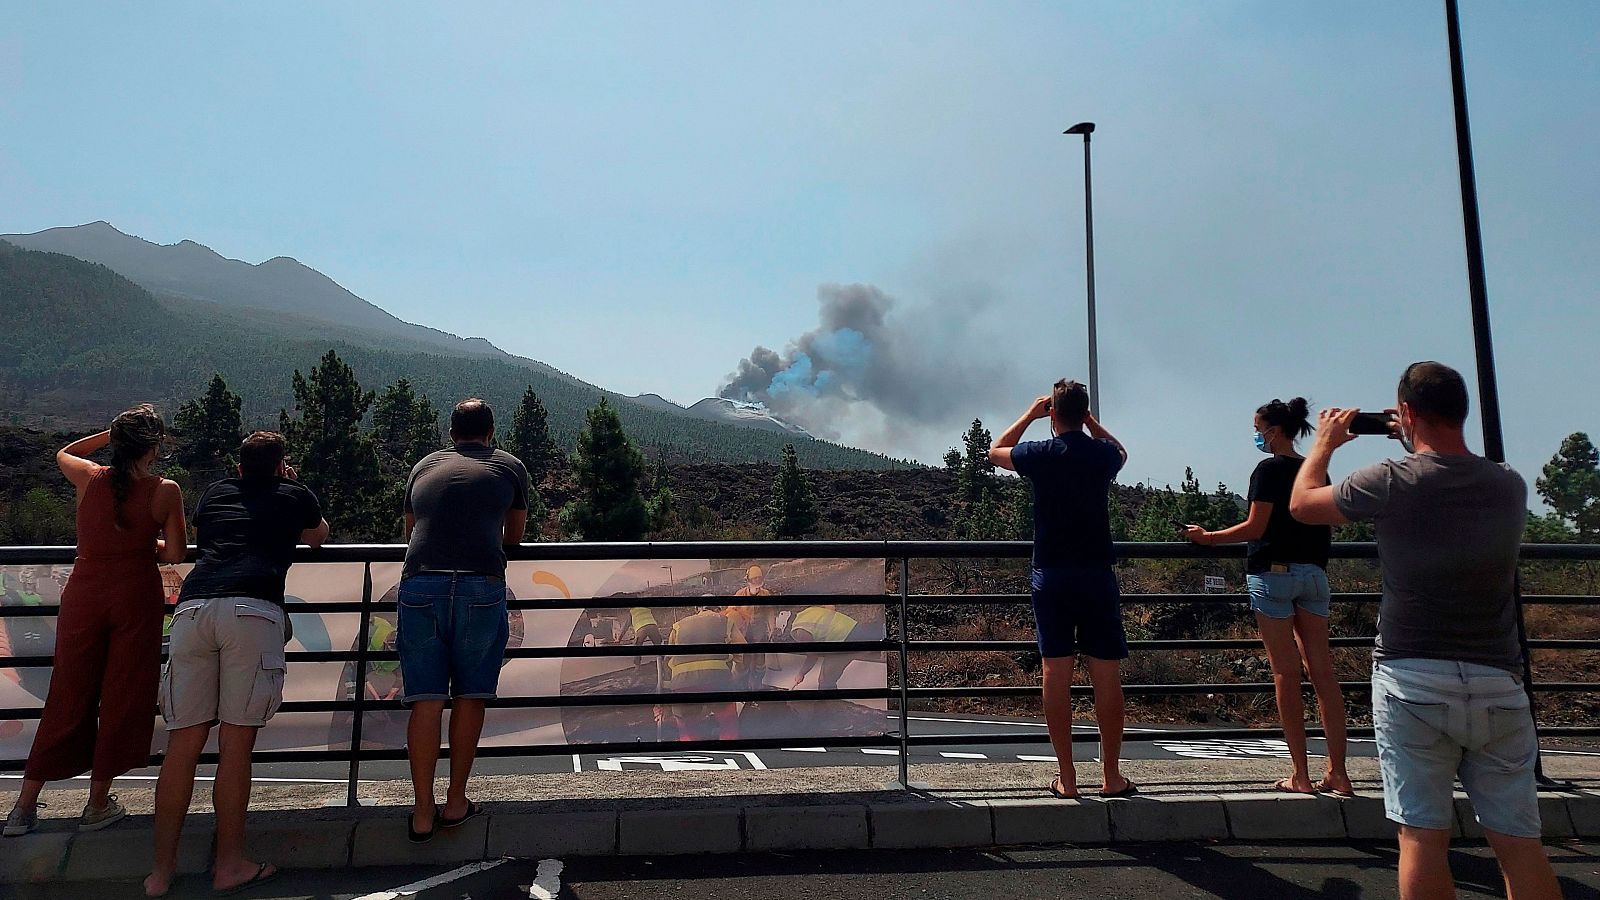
[6,756,1600,884]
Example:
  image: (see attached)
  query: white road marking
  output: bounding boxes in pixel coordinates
[571,753,582,773]
[352,859,507,900]
[529,858,564,899]
[780,747,829,752]
[1017,755,1057,762]
[861,748,900,755]
[939,752,987,759]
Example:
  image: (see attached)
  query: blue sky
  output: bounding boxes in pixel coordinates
[2,2,1596,497]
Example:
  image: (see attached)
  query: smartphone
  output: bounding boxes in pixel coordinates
[1349,412,1395,436]
[1169,518,1189,532]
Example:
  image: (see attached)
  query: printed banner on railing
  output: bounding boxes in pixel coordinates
[0,558,887,760]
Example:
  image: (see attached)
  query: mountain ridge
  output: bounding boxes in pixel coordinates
[0,238,905,469]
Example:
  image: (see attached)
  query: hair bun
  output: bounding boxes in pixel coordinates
[1288,397,1309,417]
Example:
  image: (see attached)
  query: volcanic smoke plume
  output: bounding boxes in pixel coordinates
[719,283,1010,446]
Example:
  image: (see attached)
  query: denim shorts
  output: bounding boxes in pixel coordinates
[396,574,510,704]
[1030,565,1128,660]
[1372,657,1540,838]
[1246,564,1331,619]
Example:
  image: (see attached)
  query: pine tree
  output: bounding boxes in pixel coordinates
[956,419,995,505]
[280,350,387,540]
[768,443,819,539]
[567,397,648,541]
[509,386,561,488]
[1537,433,1600,539]
[173,374,244,473]
[370,378,441,477]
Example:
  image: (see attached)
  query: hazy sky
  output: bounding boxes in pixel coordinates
[2,2,1596,496]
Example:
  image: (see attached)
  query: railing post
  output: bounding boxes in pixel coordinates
[1513,573,1557,786]
[347,562,374,808]
[897,556,911,790]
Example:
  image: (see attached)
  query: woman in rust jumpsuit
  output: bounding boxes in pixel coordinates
[3,405,187,837]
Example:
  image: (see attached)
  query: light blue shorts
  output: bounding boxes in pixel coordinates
[1372,657,1540,838]
[1245,564,1330,619]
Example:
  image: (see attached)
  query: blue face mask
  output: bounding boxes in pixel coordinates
[1254,431,1270,453]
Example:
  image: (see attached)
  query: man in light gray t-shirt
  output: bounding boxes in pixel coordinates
[1289,361,1558,900]
[1333,451,1526,672]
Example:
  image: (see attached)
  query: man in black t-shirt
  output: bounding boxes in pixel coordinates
[989,379,1134,801]
[145,433,328,898]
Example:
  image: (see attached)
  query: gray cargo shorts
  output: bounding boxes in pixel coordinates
[161,596,288,730]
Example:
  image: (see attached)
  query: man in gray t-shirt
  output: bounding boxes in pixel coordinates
[397,399,530,844]
[1332,451,1525,671]
[403,443,529,578]
[1289,362,1558,900]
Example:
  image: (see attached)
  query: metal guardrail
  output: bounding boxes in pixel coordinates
[0,541,1596,800]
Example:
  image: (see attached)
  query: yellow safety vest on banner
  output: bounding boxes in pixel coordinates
[793,606,859,643]
[630,607,657,632]
[666,611,733,677]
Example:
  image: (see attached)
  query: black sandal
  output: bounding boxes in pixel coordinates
[439,800,482,829]
[1047,775,1079,800]
[1100,778,1138,799]
[408,805,439,843]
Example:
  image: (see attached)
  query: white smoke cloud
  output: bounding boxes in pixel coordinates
[719,283,1013,450]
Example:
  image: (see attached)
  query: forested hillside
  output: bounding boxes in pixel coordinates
[0,242,903,469]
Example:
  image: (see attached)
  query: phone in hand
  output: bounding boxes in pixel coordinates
[1349,412,1396,436]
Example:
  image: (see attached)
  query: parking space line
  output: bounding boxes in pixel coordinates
[780,747,829,752]
[1017,754,1057,762]
[939,752,987,759]
[352,859,508,900]
[862,748,900,755]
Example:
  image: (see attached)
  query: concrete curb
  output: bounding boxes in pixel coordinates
[8,790,1600,884]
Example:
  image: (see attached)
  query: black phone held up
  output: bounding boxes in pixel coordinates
[1349,412,1395,436]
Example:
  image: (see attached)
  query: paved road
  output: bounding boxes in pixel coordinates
[11,711,1596,788]
[17,843,1600,899]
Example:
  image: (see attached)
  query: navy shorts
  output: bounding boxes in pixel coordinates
[1030,565,1128,661]
[396,574,510,704]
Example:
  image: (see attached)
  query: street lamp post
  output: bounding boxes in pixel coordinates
[1064,122,1099,413]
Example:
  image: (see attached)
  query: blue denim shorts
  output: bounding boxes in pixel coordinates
[396,574,510,704]
[1030,565,1128,660]
[1246,564,1331,619]
[1372,657,1540,838]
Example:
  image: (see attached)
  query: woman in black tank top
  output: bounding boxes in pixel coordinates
[1180,398,1352,798]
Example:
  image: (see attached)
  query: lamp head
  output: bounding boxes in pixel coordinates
[1064,122,1095,135]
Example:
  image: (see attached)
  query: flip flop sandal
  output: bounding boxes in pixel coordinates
[1273,779,1314,794]
[1316,782,1358,799]
[1047,776,1079,800]
[408,805,440,844]
[439,800,482,829]
[213,862,277,897]
[1101,779,1139,799]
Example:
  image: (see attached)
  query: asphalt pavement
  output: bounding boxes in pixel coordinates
[12,843,1600,899]
[14,711,1594,790]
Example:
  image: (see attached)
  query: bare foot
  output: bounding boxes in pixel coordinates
[1048,774,1079,799]
[212,860,275,893]
[411,805,437,834]
[1101,774,1136,797]
[1273,776,1317,794]
[142,871,172,898]
[1315,774,1356,796]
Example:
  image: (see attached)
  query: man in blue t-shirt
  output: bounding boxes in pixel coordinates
[989,379,1131,801]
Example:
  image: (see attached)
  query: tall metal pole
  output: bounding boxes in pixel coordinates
[1065,122,1099,412]
[1444,0,1550,785]
[1083,136,1099,413]
[1444,0,1504,461]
